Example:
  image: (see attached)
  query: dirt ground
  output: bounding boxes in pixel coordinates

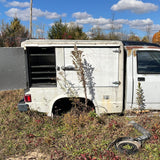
[6,151,50,160]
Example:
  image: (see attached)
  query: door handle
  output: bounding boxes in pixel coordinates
[138,77,145,81]
[61,65,76,71]
[112,81,121,85]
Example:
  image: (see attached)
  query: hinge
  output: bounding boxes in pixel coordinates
[113,48,121,54]
[112,81,121,85]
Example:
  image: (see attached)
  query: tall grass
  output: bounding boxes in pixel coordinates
[0,90,159,159]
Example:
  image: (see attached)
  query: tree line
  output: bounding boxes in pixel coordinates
[0,18,156,47]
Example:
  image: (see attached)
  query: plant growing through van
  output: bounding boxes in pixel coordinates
[57,72,82,114]
[58,71,78,98]
[71,45,88,108]
[136,82,145,111]
[57,45,95,114]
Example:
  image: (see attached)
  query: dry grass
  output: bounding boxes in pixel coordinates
[0,90,160,160]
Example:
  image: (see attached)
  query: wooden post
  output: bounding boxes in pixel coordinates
[30,0,33,39]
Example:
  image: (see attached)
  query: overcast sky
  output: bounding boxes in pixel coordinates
[0,0,160,38]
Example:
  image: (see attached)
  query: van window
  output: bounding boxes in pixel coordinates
[27,47,56,86]
[137,50,160,74]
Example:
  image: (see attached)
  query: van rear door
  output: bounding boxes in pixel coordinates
[0,47,27,91]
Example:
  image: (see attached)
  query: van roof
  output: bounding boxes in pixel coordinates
[122,40,160,47]
[21,39,122,47]
[21,39,160,48]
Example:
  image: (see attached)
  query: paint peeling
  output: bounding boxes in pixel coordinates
[133,50,137,57]
[127,49,132,57]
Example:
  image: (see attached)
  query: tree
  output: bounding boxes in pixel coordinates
[107,13,121,40]
[68,22,88,40]
[128,32,140,41]
[145,24,152,42]
[107,32,120,40]
[48,19,88,40]
[89,27,121,40]
[34,23,46,39]
[152,31,160,45]
[0,36,3,47]
[141,36,149,42]
[0,18,29,47]
[89,27,107,40]
[48,19,68,39]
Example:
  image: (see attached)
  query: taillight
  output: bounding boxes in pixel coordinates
[24,94,32,102]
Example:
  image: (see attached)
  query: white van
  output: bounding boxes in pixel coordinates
[0,40,160,116]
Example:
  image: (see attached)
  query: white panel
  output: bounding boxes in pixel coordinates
[64,47,119,87]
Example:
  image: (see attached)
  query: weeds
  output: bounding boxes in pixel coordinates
[71,45,88,108]
[0,90,160,159]
[136,82,145,111]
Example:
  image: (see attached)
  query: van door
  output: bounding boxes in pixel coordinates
[63,46,124,113]
[133,49,160,110]
[64,47,120,87]
[0,47,27,91]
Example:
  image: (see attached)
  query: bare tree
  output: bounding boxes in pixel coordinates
[146,24,152,42]
[34,23,46,39]
[108,13,120,40]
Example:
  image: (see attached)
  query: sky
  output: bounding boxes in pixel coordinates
[0,0,160,39]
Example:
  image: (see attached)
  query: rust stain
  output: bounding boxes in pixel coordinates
[125,46,160,50]
[133,50,137,57]
[127,49,132,57]
[148,46,160,49]
[125,45,160,57]
[126,49,137,57]
[125,46,143,50]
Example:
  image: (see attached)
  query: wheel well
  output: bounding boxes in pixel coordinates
[52,97,95,115]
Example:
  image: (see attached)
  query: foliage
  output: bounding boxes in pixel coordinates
[89,27,121,40]
[0,90,160,159]
[136,82,145,111]
[141,36,149,42]
[128,34,140,41]
[107,32,120,40]
[90,27,107,40]
[152,31,160,45]
[48,19,88,40]
[48,19,68,39]
[68,22,88,40]
[0,18,29,47]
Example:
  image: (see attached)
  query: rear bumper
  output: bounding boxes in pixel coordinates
[18,99,29,112]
